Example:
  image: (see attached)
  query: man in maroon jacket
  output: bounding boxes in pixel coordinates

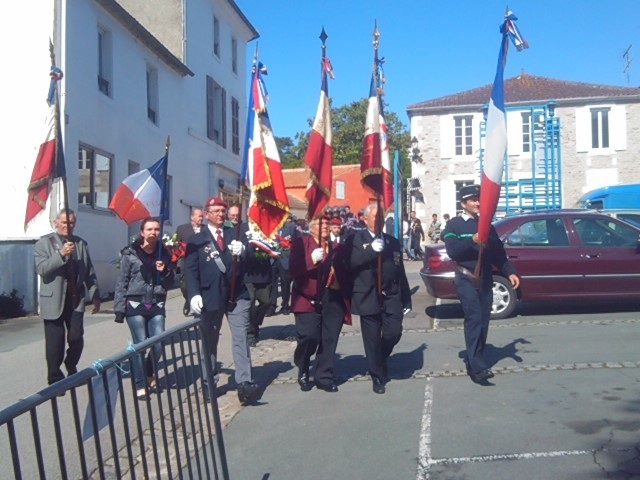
[289,216,351,393]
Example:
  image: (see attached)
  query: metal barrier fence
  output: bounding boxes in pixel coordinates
[0,317,228,480]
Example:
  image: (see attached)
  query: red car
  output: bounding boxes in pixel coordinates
[420,209,640,319]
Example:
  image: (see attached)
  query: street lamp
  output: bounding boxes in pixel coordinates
[547,101,556,118]
[410,136,422,163]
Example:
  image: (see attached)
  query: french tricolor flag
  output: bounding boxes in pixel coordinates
[304,54,333,220]
[478,11,527,243]
[109,154,168,225]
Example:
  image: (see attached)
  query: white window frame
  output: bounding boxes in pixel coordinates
[335,181,345,200]
[454,115,473,156]
[206,75,227,147]
[231,36,238,74]
[97,27,112,97]
[78,144,113,210]
[146,66,159,125]
[591,108,610,149]
[231,96,240,155]
[213,16,220,58]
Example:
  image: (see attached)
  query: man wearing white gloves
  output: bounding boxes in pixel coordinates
[184,197,261,405]
[344,203,411,394]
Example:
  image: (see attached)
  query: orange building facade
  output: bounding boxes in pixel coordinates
[282,164,377,218]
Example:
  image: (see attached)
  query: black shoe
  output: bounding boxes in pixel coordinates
[315,382,338,393]
[182,301,190,316]
[238,381,262,405]
[247,336,258,347]
[265,307,276,317]
[280,306,291,315]
[298,372,313,392]
[372,377,386,394]
[473,369,495,383]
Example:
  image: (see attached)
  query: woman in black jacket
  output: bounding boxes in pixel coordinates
[114,217,174,400]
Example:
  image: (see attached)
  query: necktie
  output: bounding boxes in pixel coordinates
[216,229,224,250]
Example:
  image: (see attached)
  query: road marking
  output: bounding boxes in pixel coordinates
[416,378,433,480]
[432,298,442,330]
[424,449,593,472]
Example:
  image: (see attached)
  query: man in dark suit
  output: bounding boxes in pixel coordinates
[176,208,203,315]
[184,197,261,405]
[329,218,343,245]
[34,209,100,385]
[268,216,297,316]
[344,203,411,394]
[290,216,351,392]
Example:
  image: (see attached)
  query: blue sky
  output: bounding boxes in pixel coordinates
[234,0,640,139]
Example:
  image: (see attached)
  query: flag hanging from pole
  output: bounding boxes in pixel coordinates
[304,53,334,220]
[25,66,66,231]
[360,54,393,213]
[246,62,290,238]
[109,153,168,225]
[477,10,528,243]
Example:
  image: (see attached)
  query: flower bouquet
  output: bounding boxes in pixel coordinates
[162,233,186,263]
[245,222,282,259]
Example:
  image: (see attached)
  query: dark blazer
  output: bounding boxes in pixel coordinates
[239,222,273,285]
[176,223,200,244]
[34,232,99,320]
[184,226,233,313]
[289,234,351,322]
[345,229,411,316]
[223,225,250,301]
[276,219,298,271]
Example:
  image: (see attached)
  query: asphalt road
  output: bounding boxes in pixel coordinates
[222,261,640,480]
[1,260,640,479]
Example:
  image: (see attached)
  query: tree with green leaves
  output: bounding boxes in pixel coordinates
[275,97,412,200]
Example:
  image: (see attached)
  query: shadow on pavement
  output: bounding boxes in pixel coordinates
[335,343,428,382]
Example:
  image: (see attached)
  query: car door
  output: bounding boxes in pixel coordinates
[571,215,640,297]
[502,216,584,300]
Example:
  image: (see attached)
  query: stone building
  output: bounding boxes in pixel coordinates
[407,73,640,221]
[1,0,257,311]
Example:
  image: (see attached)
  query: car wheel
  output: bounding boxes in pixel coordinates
[490,275,517,320]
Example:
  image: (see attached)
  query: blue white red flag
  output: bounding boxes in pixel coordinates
[25,65,66,231]
[361,56,393,214]
[246,62,290,238]
[109,153,168,225]
[504,11,529,52]
[477,11,528,243]
[304,56,334,220]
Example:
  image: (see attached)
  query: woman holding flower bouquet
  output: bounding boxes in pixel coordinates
[114,217,174,400]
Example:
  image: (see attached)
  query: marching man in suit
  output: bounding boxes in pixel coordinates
[184,197,261,405]
[344,203,411,394]
[290,216,351,392]
[176,208,204,315]
[34,209,100,385]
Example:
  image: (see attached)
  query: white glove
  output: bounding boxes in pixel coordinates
[190,295,203,315]
[371,238,384,252]
[311,247,325,263]
[229,240,244,256]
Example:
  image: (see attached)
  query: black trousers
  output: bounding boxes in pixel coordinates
[293,289,345,386]
[246,282,272,339]
[269,260,291,309]
[44,300,84,385]
[454,272,493,374]
[360,303,403,382]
